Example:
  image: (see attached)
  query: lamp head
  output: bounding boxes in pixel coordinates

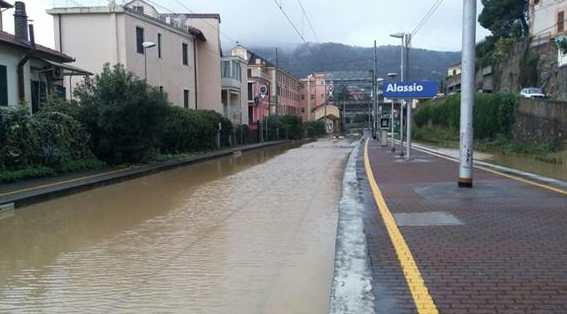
[143,41,156,48]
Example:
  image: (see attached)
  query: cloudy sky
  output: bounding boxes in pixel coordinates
[5,0,489,52]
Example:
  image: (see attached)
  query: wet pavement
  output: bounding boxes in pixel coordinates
[364,139,567,314]
[0,139,354,313]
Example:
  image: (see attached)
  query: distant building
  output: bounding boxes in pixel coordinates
[48,0,222,112]
[0,1,90,111]
[299,73,330,121]
[445,63,461,94]
[231,45,302,127]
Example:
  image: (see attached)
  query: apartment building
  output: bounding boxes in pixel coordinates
[530,0,567,45]
[221,54,248,125]
[273,68,301,116]
[0,1,90,111]
[299,73,330,121]
[48,0,221,112]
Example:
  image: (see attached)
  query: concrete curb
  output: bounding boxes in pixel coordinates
[0,141,291,208]
[329,142,375,314]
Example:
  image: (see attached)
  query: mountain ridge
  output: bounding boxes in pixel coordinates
[247,42,460,82]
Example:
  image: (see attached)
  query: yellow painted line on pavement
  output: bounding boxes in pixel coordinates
[364,140,439,314]
[413,145,567,197]
[0,167,129,198]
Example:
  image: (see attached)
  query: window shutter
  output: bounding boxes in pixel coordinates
[0,65,7,106]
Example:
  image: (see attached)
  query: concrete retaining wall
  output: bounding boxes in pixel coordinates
[513,98,567,144]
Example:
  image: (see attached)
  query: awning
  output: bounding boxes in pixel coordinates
[42,59,93,76]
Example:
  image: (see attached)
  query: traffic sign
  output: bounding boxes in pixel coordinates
[383,80,438,99]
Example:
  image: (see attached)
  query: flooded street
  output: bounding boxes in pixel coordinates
[0,140,354,313]
[489,150,567,182]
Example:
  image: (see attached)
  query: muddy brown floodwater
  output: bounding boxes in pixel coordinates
[0,139,355,314]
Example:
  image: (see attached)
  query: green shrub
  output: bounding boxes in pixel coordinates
[0,107,42,169]
[75,64,169,164]
[304,120,326,138]
[57,159,106,173]
[160,107,233,154]
[0,166,56,183]
[263,115,304,140]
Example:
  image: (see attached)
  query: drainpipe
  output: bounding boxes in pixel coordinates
[15,2,34,104]
[193,41,198,110]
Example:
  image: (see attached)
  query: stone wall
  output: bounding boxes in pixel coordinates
[512,98,567,144]
[492,39,567,101]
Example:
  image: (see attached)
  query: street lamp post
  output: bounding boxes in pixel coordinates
[143,41,156,84]
[390,32,409,157]
[387,72,398,152]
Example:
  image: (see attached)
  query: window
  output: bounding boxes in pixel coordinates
[559,11,565,33]
[248,82,253,101]
[0,65,7,106]
[136,27,144,54]
[301,95,305,100]
[222,60,230,78]
[184,89,190,109]
[310,94,315,100]
[133,6,144,15]
[157,33,162,58]
[247,69,252,78]
[182,43,188,65]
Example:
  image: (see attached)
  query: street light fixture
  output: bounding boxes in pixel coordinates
[143,41,156,83]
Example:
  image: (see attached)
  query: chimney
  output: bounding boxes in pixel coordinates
[28,24,35,48]
[14,1,28,42]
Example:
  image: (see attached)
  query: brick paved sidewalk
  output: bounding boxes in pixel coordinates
[364,140,567,314]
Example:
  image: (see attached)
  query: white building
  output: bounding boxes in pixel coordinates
[47,0,222,112]
[0,1,90,112]
[221,54,248,125]
[530,0,567,45]
[529,0,567,66]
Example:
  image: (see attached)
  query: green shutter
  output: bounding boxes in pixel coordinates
[0,65,7,106]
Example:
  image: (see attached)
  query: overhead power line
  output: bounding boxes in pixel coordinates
[273,0,306,43]
[296,0,319,42]
[411,0,445,37]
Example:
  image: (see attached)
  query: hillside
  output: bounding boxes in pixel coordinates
[250,42,460,82]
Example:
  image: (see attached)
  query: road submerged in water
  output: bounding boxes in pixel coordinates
[0,139,356,314]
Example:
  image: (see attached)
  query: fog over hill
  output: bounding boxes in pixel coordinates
[246,42,460,82]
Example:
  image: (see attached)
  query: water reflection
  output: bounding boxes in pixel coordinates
[489,150,567,181]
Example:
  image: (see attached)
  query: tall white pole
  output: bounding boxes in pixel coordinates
[390,98,395,152]
[405,34,413,160]
[459,0,476,188]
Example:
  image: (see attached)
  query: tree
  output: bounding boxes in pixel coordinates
[74,64,169,164]
[479,0,529,38]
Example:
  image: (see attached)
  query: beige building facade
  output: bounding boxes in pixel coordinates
[48,0,221,112]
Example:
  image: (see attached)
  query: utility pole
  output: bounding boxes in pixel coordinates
[373,40,378,140]
[459,0,476,188]
[405,34,413,160]
[399,34,406,157]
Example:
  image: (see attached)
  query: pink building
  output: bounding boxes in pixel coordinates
[231,46,302,127]
[299,73,331,121]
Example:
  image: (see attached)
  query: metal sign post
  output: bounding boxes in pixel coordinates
[384,80,439,159]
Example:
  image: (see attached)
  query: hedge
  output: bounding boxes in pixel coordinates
[414,93,518,140]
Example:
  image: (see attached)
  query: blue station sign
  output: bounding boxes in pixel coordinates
[383,80,439,99]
